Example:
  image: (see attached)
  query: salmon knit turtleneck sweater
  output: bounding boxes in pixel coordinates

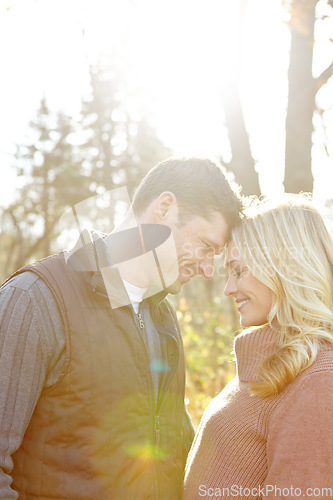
[184,327,333,499]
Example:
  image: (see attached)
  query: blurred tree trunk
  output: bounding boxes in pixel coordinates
[284,0,333,193]
[222,83,261,197]
[222,0,261,197]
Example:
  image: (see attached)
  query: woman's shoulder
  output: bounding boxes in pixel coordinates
[281,345,333,401]
[269,348,333,423]
[301,344,333,378]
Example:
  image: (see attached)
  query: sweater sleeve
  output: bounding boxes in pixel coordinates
[0,272,66,499]
[264,370,333,498]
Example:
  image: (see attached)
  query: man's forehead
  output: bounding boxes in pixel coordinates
[204,213,229,238]
[190,211,228,229]
[192,213,229,253]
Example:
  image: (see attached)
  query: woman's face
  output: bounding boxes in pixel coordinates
[224,241,273,328]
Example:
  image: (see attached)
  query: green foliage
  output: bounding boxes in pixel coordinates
[171,276,242,429]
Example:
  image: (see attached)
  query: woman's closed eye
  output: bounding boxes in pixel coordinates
[230,266,249,279]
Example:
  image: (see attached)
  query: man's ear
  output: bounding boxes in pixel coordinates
[153,192,178,222]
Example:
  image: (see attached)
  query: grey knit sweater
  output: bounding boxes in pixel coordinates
[0,272,65,498]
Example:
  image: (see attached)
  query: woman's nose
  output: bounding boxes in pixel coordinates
[224,276,237,296]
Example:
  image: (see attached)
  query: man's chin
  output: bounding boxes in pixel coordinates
[165,273,194,294]
[165,279,182,295]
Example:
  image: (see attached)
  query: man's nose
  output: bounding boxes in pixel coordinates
[224,275,237,296]
[199,257,214,280]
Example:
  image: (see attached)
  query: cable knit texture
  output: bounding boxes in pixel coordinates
[183,327,333,499]
[0,272,65,499]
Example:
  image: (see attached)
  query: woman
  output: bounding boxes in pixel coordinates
[184,196,333,499]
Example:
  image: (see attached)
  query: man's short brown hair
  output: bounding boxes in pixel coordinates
[132,157,242,229]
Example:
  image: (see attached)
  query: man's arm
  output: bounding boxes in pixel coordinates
[0,272,65,498]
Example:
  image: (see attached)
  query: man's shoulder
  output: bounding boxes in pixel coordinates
[0,254,72,322]
[0,269,62,315]
[2,270,40,292]
[1,252,65,287]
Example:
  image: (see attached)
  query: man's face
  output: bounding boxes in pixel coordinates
[166,211,229,294]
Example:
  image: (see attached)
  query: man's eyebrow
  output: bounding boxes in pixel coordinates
[205,238,223,254]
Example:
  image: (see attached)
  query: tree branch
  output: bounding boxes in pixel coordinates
[316,62,333,92]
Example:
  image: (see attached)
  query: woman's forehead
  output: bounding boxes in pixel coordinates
[225,241,244,267]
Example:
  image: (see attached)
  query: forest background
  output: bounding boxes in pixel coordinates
[0,0,332,427]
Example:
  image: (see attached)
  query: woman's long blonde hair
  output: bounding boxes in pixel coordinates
[232,194,333,397]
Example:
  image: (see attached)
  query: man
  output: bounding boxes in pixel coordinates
[0,157,242,499]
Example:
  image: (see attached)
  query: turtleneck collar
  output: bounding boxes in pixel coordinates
[234,326,280,382]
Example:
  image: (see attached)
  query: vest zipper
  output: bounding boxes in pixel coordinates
[153,332,179,500]
[136,307,160,498]
[135,303,180,500]
[133,305,160,498]
[154,415,160,454]
[137,312,145,329]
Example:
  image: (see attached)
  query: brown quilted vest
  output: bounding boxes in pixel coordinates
[10,248,187,500]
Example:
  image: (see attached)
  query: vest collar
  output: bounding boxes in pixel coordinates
[65,227,171,308]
